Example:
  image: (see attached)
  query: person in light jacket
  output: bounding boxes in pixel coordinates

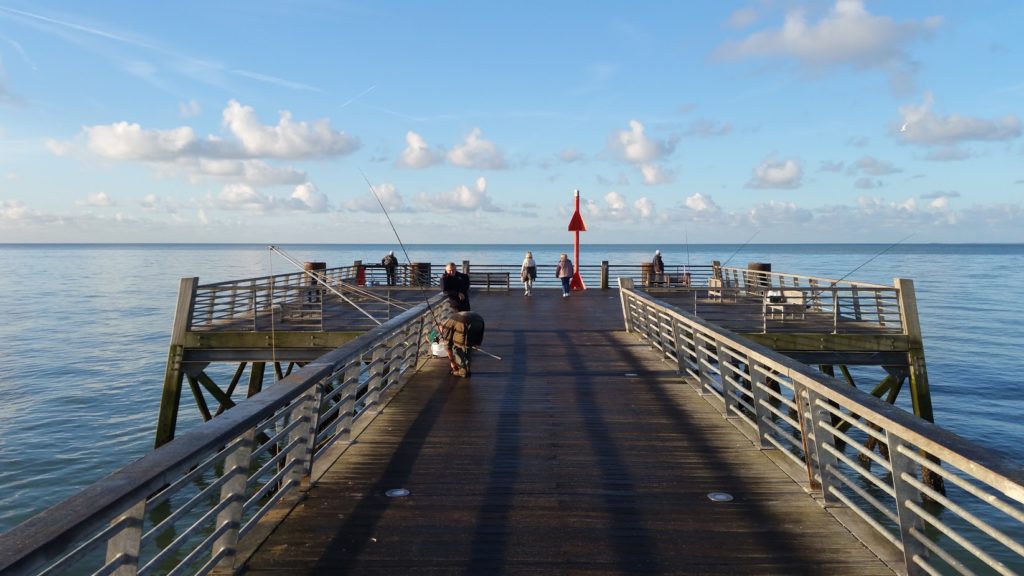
[555,253,574,297]
[520,251,537,296]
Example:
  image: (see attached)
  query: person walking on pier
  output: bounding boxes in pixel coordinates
[652,249,665,286]
[520,251,537,296]
[556,253,574,297]
[442,262,471,311]
[381,250,398,286]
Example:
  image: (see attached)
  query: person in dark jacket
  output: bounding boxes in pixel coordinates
[381,251,398,286]
[652,249,665,285]
[442,308,485,377]
[441,262,471,311]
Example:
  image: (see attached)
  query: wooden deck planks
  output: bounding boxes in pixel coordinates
[240,289,893,575]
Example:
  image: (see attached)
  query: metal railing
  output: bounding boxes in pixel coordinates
[189,266,361,331]
[0,295,448,576]
[619,278,1024,575]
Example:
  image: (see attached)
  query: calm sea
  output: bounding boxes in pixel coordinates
[0,243,1022,533]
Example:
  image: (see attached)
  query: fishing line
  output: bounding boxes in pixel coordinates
[269,245,383,325]
[358,168,501,363]
[721,230,758,267]
[830,233,915,287]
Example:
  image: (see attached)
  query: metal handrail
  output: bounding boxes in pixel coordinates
[619,279,1023,576]
[0,295,446,576]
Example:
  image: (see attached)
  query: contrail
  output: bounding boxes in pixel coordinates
[341,84,377,108]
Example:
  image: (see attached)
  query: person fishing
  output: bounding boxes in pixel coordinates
[441,305,485,377]
[381,250,398,286]
[441,262,471,311]
[651,249,665,286]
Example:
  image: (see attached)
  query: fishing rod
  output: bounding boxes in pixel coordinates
[830,233,915,287]
[721,229,759,267]
[268,245,383,325]
[270,245,412,310]
[360,167,503,362]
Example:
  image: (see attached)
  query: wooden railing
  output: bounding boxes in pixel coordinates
[619,278,1024,576]
[0,295,447,576]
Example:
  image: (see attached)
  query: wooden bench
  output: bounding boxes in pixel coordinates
[765,289,805,320]
[469,272,510,291]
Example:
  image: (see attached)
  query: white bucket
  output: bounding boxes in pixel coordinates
[430,342,447,357]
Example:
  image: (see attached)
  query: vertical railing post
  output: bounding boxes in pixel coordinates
[799,386,841,497]
[694,332,715,397]
[831,288,840,333]
[213,431,255,570]
[717,345,738,418]
[852,286,862,320]
[618,278,635,333]
[601,260,609,289]
[287,383,323,489]
[366,340,387,413]
[336,362,360,445]
[887,432,930,576]
[671,318,690,377]
[747,359,775,449]
[105,500,146,576]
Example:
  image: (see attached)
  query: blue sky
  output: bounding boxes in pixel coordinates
[0,1,1021,243]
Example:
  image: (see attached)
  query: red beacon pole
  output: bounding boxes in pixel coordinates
[567,189,587,291]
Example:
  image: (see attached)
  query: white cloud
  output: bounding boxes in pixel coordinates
[747,201,813,226]
[446,128,507,169]
[140,194,181,214]
[85,122,198,161]
[0,199,60,224]
[716,0,941,91]
[747,158,803,189]
[289,182,328,212]
[640,163,674,185]
[222,100,359,159]
[854,177,882,189]
[421,176,501,212]
[396,131,443,169]
[685,193,720,214]
[213,183,270,212]
[608,119,674,164]
[46,139,74,156]
[634,197,654,219]
[898,93,1021,147]
[850,155,901,176]
[159,158,307,186]
[179,99,202,118]
[343,182,408,212]
[77,192,114,207]
[582,191,656,223]
[607,120,676,186]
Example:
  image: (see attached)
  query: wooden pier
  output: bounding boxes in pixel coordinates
[3,265,1021,576]
[235,289,894,575]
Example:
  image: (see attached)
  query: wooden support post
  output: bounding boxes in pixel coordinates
[247,362,266,397]
[896,278,934,422]
[600,260,609,289]
[155,277,198,448]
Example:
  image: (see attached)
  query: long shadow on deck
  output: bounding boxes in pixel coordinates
[245,290,890,575]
